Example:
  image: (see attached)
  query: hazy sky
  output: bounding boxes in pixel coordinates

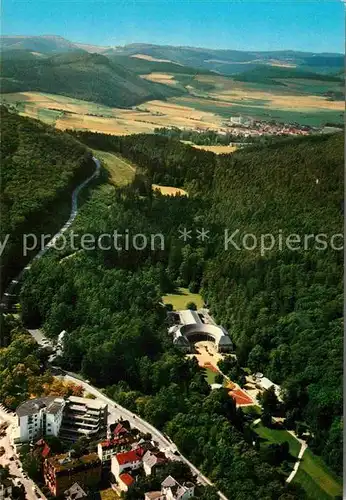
[2,0,345,53]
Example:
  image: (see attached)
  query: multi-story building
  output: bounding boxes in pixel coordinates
[44,452,101,496]
[59,396,107,443]
[15,397,65,443]
[15,396,107,444]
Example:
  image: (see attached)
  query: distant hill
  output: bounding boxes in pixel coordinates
[109,54,213,76]
[109,43,344,75]
[233,65,344,86]
[1,36,343,76]
[0,51,184,107]
[0,35,83,54]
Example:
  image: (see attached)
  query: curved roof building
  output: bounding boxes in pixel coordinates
[170,309,232,352]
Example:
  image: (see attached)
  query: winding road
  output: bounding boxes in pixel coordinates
[2,156,100,302]
[2,155,228,499]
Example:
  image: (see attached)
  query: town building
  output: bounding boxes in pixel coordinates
[64,482,88,500]
[15,396,65,443]
[44,452,101,497]
[168,309,232,352]
[145,475,195,500]
[97,435,135,463]
[253,373,282,401]
[111,447,144,480]
[59,396,108,443]
[143,449,168,476]
[0,478,13,500]
[118,472,135,492]
[15,396,107,445]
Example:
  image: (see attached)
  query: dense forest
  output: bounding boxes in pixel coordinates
[18,187,303,499]
[0,106,94,292]
[15,126,343,498]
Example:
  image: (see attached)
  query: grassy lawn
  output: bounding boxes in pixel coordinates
[293,449,342,500]
[162,287,204,310]
[203,367,219,385]
[253,422,301,458]
[100,488,120,500]
[94,150,135,186]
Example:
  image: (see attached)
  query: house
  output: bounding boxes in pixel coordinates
[145,476,195,500]
[97,435,135,463]
[112,421,131,437]
[253,374,282,401]
[34,438,51,459]
[44,452,101,496]
[118,472,135,492]
[161,475,195,500]
[144,492,165,500]
[64,482,88,500]
[111,447,144,480]
[143,449,168,476]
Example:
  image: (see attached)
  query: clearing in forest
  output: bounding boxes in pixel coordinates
[94,150,135,186]
[152,184,188,196]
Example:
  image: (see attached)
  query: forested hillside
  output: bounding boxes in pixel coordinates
[0,52,183,107]
[18,129,342,495]
[0,106,94,292]
[203,134,343,476]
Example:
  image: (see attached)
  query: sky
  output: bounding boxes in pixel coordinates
[2,0,345,53]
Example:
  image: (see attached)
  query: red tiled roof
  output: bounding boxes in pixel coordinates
[229,388,253,406]
[115,448,143,465]
[100,435,134,449]
[42,443,51,458]
[114,423,128,436]
[119,473,134,487]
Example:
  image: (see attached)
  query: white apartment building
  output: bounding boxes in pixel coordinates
[16,397,65,443]
[15,395,107,444]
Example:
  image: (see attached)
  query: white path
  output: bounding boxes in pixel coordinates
[286,439,308,483]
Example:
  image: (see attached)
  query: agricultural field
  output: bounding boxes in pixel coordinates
[141,72,179,86]
[1,65,343,133]
[1,91,223,134]
[162,287,204,310]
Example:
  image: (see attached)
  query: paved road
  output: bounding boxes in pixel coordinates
[57,370,228,500]
[0,407,46,500]
[2,156,100,300]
